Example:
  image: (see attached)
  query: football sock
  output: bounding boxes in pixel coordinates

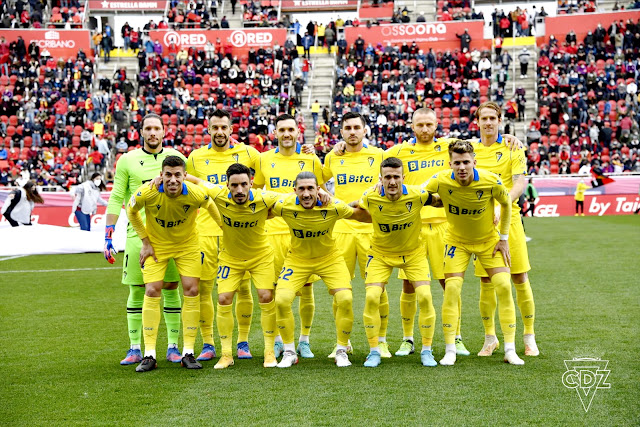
[416,285,435,347]
[379,288,389,341]
[456,294,462,337]
[334,290,353,347]
[299,334,309,343]
[363,286,383,349]
[162,288,181,345]
[479,280,497,336]
[442,277,463,345]
[299,284,314,337]
[422,345,432,352]
[198,279,215,345]
[505,342,516,353]
[399,290,417,339]
[492,272,516,343]
[216,303,234,356]
[182,295,200,356]
[142,295,161,357]
[236,278,253,343]
[259,300,276,352]
[514,279,535,335]
[332,296,338,319]
[131,344,141,350]
[126,285,145,346]
[275,288,296,345]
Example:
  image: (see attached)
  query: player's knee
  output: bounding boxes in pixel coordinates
[334,289,353,310]
[218,292,233,305]
[512,272,527,284]
[275,289,295,313]
[257,289,273,304]
[364,287,382,308]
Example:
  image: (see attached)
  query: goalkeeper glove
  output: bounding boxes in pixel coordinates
[104,224,117,264]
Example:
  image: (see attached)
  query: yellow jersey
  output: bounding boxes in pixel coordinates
[384,137,456,222]
[272,194,354,259]
[187,143,260,236]
[322,144,383,233]
[205,184,280,258]
[424,168,511,243]
[575,182,589,201]
[253,144,324,235]
[127,181,214,249]
[359,184,430,255]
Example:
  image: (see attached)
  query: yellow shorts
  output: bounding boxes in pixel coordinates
[334,232,372,279]
[399,221,446,281]
[216,249,275,294]
[277,253,352,293]
[269,233,320,284]
[444,236,508,275]
[142,244,202,283]
[199,235,220,281]
[474,216,530,277]
[365,248,431,284]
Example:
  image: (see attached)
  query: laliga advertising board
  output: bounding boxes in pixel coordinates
[0,29,93,58]
[148,29,287,56]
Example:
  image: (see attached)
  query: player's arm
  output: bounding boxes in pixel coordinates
[252,155,266,189]
[104,158,129,263]
[125,187,157,266]
[203,197,222,226]
[492,183,512,267]
[347,205,371,223]
[501,134,524,151]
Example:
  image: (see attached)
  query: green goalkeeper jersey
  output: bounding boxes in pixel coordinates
[107,147,187,237]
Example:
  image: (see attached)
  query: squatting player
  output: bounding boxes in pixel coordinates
[321,111,388,358]
[357,157,440,368]
[253,114,324,359]
[104,113,187,365]
[273,172,370,368]
[127,155,222,372]
[423,140,523,366]
[473,102,539,357]
[186,109,260,361]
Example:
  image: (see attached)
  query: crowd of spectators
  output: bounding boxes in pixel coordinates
[0,0,45,28]
[557,0,597,14]
[48,5,85,28]
[490,6,547,38]
[437,1,484,22]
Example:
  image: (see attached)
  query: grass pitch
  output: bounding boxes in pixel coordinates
[1,216,639,426]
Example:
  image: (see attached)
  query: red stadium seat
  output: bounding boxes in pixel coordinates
[550,164,559,174]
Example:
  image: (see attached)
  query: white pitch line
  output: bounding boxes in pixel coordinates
[2,267,121,274]
[0,255,28,261]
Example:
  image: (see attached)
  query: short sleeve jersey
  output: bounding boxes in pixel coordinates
[187,143,260,237]
[205,185,280,258]
[424,168,510,243]
[359,184,430,255]
[272,194,354,259]
[128,180,209,249]
[108,147,187,238]
[253,144,324,235]
[322,144,383,233]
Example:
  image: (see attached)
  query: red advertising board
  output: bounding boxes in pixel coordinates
[0,29,93,58]
[88,0,167,10]
[344,20,486,52]
[280,0,357,11]
[540,10,640,46]
[148,29,287,55]
[359,3,394,20]
[533,194,640,217]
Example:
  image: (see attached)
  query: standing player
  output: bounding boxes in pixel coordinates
[322,111,388,358]
[253,114,324,359]
[423,140,523,366]
[189,163,280,369]
[104,113,186,365]
[273,172,370,368]
[186,109,260,361]
[472,102,539,357]
[127,155,222,372]
[357,157,439,368]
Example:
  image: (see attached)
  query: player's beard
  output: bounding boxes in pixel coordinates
[233,193,247,204]
[213,134,228,147]
[145,138,161,151]
[345,136,362,147]
[415,130,435,144]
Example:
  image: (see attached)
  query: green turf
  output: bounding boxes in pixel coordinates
[1,216,639,426]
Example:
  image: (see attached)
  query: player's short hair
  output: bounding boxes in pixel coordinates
[275,113,296,128]
[340,111,366,128]
[141,113,163,129]
[448,140,475,157]
[412,108,436,120]
[475,101,502,120]
[226,163,252,181]
[380,157,403,170]
[208,109,231,123]
[162,155,186,169]
[293,171,317,187]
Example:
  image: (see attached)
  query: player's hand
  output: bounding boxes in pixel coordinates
[333,141,347,156]
[493,239,511,267]
[139,240,157,267]
[318,188,332,206]
[374,181,383,195]
[301,143,315,155]
[431,193,443,208]
[148,175,162,189]
[502,134,523,151]
[103,224,118,264]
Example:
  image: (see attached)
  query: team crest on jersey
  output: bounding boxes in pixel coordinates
[410,150,415,154]
[435,145,442,152]
[476,190,484,200]
[368,157,375,167]
[405,202,413,212]
[378,205,383,211]
[320,210,327,219]
[233,154,239,163]
[496,152,503,162]
[137,191,142,196]
[183,205,190,213]
[205,159,210,165]
[448,189,453,195]
[156,204,161,210]
[140,160,144,166]
[298,161,306,170]
[271,163,275,168]
[340,159,345,165]
[249,203,256,213]
[293,212,298,218]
